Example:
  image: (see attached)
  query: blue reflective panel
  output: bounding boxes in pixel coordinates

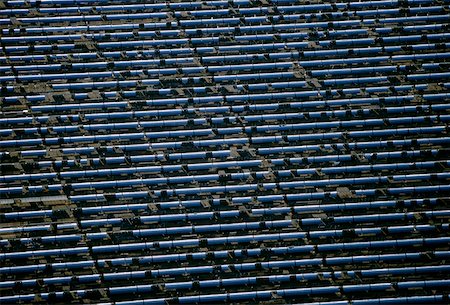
[1,0,450,303]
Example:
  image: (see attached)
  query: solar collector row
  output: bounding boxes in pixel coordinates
[1,123,446,149]
[1,214,448,249]
[2,277,450,303]
[4,93,432,114]
[67,183,450,202]
[1,1,445,16]
[2,237,448,279]
[1,265,450,301]
[2,41,447,66]
[5,137,449,165]
[2,101,448,127]
[2,6,448,26]
[4,32,450,55]
[1,112,447,138]
[7,50,447,74]
[0,154,444,181]
[2,234,449,272]
[3,18,448,43]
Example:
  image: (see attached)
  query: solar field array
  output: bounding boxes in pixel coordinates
[0,0,450,304]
